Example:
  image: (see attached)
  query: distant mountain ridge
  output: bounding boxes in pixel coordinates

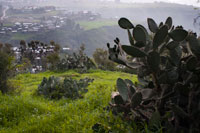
[97,2,199,32]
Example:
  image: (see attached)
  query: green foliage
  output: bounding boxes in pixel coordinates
[93,48,116,70]
[169,28,188,42]
[153,25,168,49]
[116,78,129,101]
[0,52,11,93]
[0,70,138,132]
[147,51,160,72]
[118,17,134,29]
[107,16,200,132]
[0,45,14,93]
[110,78,153,121]
[122,45,147,57]
[15,58,32,74]
[133,25,147,43]
[147,18,158,33]
[38,76,94,100]
[46,53,60,70]
[57,45,96,72]
[187,34,200,57]
[18,41,95,72]
[0,43,14,56]
[165,17,172,29]
[57,53,95,72]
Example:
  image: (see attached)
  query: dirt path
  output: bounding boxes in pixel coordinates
[1,6,9,21]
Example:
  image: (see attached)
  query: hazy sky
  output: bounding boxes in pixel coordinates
[107,0,200,7]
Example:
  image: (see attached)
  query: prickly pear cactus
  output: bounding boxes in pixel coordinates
[62,77,94,99]
[38,76,94,100]
[56,45,96,72]
[107,17,200,132]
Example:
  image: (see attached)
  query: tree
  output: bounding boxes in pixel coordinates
[79,44,85,57]
[93,48,116,70]
[0,43,3,49]
[16,58,32,73]
[54,44,61,53]
[0,51,13,93]
[46,53,60,70]
[0,43,13,56]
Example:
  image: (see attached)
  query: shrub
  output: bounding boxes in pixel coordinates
[15,58,32,74]
[57,53,96,72]
[57,45,96,72]
[38,76,94,100]
[93,48,116,71]
[106,17,200,132]
[46,53,60,70]
[0,52,13,93]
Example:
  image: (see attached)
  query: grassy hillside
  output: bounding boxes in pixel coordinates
[77,20,117,30]
[0,70,138,132]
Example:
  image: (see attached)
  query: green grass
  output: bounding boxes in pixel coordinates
[77,20,117,30]
[0,70,138,132]
[7,10,61,23]
[9,11,61,19]
[3,23,13,27]
[11,33,35,41]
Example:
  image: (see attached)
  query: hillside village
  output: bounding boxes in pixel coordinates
[11,40,72,73]
[0,5,101,34]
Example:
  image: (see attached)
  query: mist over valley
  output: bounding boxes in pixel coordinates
[0,0,198,55]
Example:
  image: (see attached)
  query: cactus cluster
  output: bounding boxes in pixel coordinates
[38,76,94,100]
[110,78,147,118]
[57,44,96,72]
[107,17,200,132]
[57,53,96,73]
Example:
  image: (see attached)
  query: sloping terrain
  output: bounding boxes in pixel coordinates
[0,70,137,132]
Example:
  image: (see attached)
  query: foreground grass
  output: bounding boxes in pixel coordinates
[0,70,138,132]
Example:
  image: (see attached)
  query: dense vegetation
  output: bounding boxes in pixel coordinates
[0,22,128,56]
[0,1,199,131]
[0,52,12,93]
[93,48,117,71]
[106,17,200,132]
[0,70,138,132]
[38,76,94,100]
[0,43,15,93]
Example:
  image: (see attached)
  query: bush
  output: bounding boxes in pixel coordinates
[38,76,94,100]
[106,17,200,132]
[46,53,60,70]
[0,51,13,93]
[15,58,32,74]
[57,45,96,72]
[93,48,117,71]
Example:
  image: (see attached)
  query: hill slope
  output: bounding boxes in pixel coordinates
[0,70,137,132]
[0,2,198,56]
